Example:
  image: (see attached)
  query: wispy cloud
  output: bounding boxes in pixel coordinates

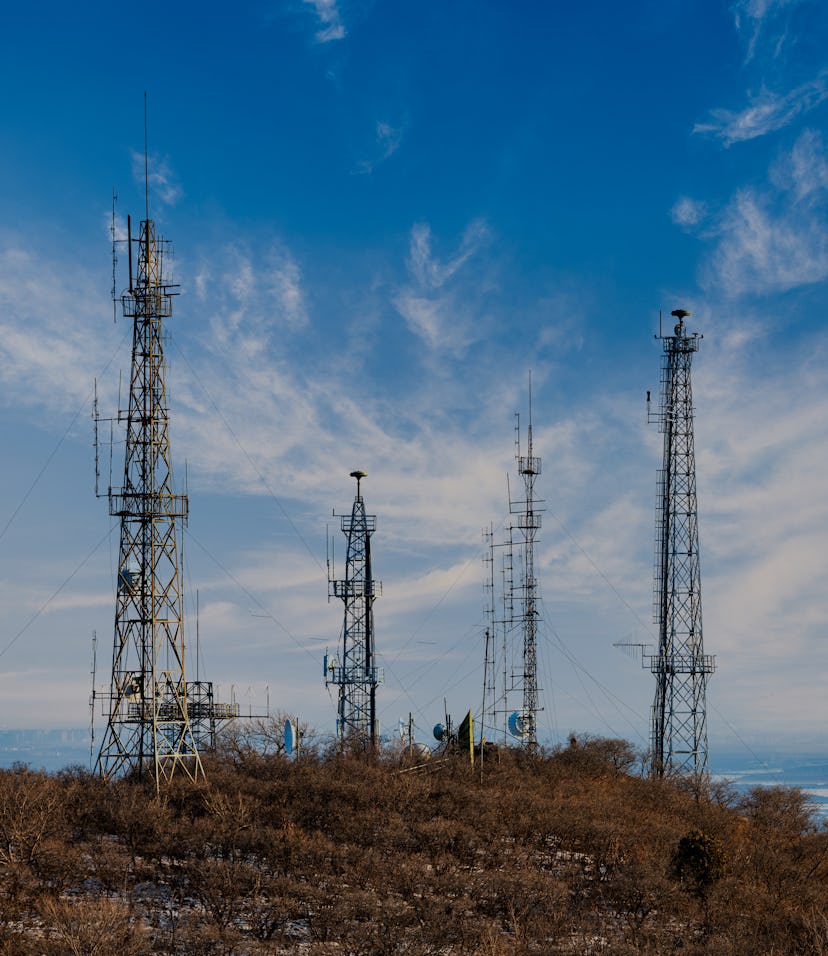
[700,129,828,295]
[356,121,406,174]
[303,0,345,43]
[693,71,828,146]
[407,220,487,290]
[392,219,491,356]
[769,127,828,201]
[266,248,309,329]
[671,197,709,229]
[695,327,828,677]
[705,189,828,294]
[0,235,120,415]
[732,0,805,62]
[6,223,828,741]
[130,150,183,207]
[194,240,309,339]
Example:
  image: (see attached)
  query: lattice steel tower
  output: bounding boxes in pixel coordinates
[647,309,715,777]
[95,208,203,788]
[325,471,383,750]
[508,386,543,748]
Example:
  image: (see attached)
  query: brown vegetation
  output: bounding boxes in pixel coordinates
[0,735,827,953]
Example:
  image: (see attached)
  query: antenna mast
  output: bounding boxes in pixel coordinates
[325,470,384,751]
[144,91,149,222]
[89,631,97,767]
[110,191,118,322]
[480,524,497,744]
[645,309,715,777]
[95,145,203,789]
[508,376,544,748]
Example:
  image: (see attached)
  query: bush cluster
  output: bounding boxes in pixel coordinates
[0,734,826,954]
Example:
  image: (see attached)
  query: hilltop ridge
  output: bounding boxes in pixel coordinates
[0,735,824,954]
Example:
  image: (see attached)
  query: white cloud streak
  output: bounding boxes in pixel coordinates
[130,150,183,207]
[194,241,309,336]
[693,71,828,146]
[356,121,406,174]
[732,0,805,63]
[700,129,828,295]
[769,127,828,201]
[303,0,345,42]
[0,237,121,415]
[695,328,828,693]
[671,197,709,228]
[393,219,491,355]
[705,189,828,294]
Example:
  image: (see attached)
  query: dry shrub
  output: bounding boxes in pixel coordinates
[0,767,64,866]
[0,738,824,954]
[38,896,149,956]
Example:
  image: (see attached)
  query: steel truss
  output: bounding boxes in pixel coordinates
[96,217,203,788]
[647,310,715,777]
[509,398,543,749]
[326,471,383,750]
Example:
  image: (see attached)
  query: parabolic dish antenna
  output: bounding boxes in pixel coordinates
[508,711,529,739]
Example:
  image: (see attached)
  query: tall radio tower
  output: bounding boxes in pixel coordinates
[508,383,544,748]
[95,173,203,787]
[325,471,383,750]
[647,309,715,777]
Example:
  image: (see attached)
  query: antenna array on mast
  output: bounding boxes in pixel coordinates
[481,380,545,749]
[94,134,237,788]
[644,309,714,777]
[325,470,384,750]
[94,193,202,788]
[508,379,544,748]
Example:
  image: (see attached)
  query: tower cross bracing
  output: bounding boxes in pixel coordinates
[326,471,383,749]
[96,216,203,788]
[647,309,714,777]
[512,408,542,748]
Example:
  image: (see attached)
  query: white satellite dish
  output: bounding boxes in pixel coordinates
[508,711,528,738]
[118,567,141,594]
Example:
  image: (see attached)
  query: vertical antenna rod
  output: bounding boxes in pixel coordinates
[143,91,149,223]
[110,190,118,322]
[325,470,384,751]
[481,523,498,744]
[89,631,97,768]
[646,309,714,777]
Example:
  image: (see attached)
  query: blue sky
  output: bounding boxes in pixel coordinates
[1,0,828,759]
